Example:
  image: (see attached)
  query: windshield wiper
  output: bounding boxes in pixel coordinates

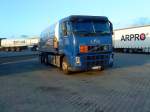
[73,30,91,33]
[96,31,111,35]
[73,31,95,36]
[88,46,101,52]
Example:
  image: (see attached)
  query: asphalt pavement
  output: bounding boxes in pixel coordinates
[0,53,150,112]
[0,50,38,58]
[0,50,38,64]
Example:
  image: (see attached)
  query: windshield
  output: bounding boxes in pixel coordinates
[71,20,111,36]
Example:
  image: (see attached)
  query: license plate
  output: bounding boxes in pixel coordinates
[92,66,101,70]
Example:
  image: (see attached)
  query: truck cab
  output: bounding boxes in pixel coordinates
[39,15,114,74]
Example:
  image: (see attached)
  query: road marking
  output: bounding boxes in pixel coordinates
[0,58,37,65]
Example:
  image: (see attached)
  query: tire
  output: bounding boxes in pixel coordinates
[5,48,9,52]
[62,57,70,74]
[16,47,20,52]
[129,49,133,53]
[44,54,49,65]
[39,53,44,64]
[123,48,127,53]
[101,66,105,71]
[11,48,15,52]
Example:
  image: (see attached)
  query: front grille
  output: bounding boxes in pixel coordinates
[82,54,109,69]
[87,45,110,53]
[85,55,109,60]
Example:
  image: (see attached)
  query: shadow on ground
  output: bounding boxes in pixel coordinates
[113,53,150,69]
[0,59,49,76]
[0,53,150,76]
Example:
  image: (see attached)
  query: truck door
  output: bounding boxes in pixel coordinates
[59,21,74,56]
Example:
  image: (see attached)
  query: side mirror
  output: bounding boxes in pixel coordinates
[109,21,113,35]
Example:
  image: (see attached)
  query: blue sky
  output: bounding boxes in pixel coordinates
[0,0,150,38]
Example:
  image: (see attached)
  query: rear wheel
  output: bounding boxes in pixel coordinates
[44,54,49,65]
[5,48,9,52]
[39,53,44,64]
[123,48,127,53]
[129,49,133,53]
[16,47,20,52]
[62,57,70,74]
[11,48,15,52]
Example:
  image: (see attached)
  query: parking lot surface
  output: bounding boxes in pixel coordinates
[0,53,150,112]
[0,50,37,58]
[0,50,37,64]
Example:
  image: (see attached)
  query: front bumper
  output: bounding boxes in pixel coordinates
[70,53,114,71]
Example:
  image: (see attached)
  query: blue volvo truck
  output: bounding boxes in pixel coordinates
[39,15,114,74]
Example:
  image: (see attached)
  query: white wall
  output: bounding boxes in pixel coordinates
[113,26,150,48]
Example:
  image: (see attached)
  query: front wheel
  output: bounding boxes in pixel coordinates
[101,66,105,71]
[62,57,70,74]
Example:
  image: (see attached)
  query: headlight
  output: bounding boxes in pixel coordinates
[103,45,109,51]
[76,57,80,64]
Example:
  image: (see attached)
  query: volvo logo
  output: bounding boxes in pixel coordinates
[90,39,100,44]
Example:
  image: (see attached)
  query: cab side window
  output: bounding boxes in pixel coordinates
[61,22,67,37]
[61,21,70,37]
